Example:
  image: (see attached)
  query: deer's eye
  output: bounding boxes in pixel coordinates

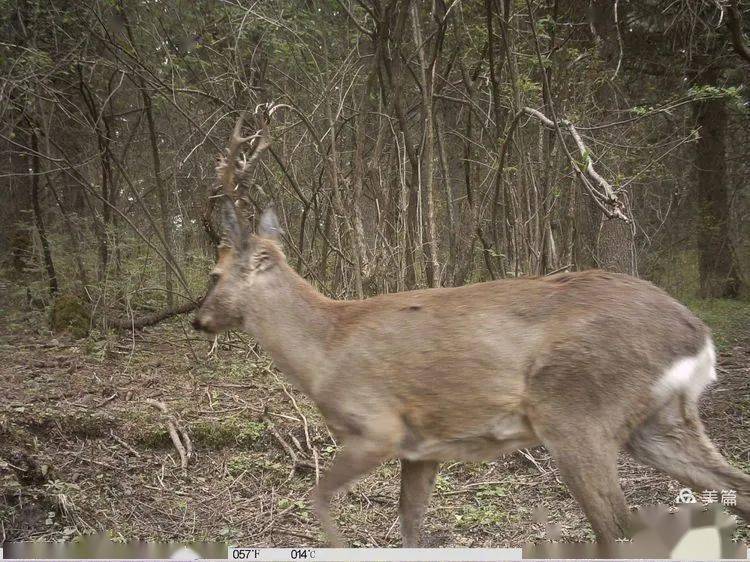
[209,271,221,284]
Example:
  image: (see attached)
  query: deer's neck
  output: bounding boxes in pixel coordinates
[247,264,335,397]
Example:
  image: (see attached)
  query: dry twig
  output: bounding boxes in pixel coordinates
[261,409,315,475]
[95,392,118,408]
[110,430,141,458]
[145,399,191,469]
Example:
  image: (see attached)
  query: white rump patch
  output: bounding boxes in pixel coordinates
[653,337,716,403]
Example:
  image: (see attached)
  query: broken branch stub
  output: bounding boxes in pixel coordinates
[520,107,631,223]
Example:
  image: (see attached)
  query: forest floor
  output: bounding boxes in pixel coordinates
[1,299,749,551]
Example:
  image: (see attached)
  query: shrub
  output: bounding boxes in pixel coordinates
[50,294,90,338]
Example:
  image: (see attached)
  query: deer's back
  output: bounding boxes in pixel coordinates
[329,270,707,358]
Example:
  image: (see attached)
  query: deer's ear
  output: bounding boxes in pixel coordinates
[221,197,242,247]
[258,207,283,241]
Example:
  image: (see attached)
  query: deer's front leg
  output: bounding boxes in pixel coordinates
[312,438,394,547]
[399,459,439,547]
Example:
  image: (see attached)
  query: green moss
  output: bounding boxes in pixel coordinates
[50,294,90,338]
[133,425,172,448]
[237,420,266,444]
[190,419,266,448]
[57,412,116,438]
[197,419,265,447]
[454,482,527,530]
[0,503,18,525]
[434,474,453,493]
[455,503,511,529]
[684,298,750,351]
[276,498,310,521]
[476,482,510,501]
[189,421,236,447]
[17,410,116,439]
[133,417,266,450]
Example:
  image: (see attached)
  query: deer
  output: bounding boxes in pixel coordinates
[192,108,750,553]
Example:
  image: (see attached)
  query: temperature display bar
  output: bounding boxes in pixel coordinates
[228,547,523,561]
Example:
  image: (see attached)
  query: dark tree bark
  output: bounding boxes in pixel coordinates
[29,130,58,296]
[141,87,175,308]
[693,66,742,298]
[48,180,89,291]
[77,66,112,279]
[725,0,750,65]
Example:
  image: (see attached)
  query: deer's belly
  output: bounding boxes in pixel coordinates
[398,413,539,462]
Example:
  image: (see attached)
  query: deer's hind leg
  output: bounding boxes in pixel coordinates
[525,367,632,550]
[627,395,750,521]
[534,424,631,545]
[399,459,439,546]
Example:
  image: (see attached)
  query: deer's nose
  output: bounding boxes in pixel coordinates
[191,317,204,331]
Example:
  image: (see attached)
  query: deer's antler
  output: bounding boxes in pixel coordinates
[217,104,272,199]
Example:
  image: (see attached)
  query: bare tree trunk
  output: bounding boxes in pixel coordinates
[693,65,742,298]
[398,133,409,292]
[436,112,456,285]
[48,180,89,291]
[378,0,423,288]
[325,94,356,297]
[459,60,496,282]
[584,0,636,275]
[595,219,635,273]
[141,88,174,308]
[77,67,111,279]
[29,130,58,296]
[351,76,375,296]
[411,2,441,288]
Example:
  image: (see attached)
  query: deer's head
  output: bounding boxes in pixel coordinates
[192,110,284,334]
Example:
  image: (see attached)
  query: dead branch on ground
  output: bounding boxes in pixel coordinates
[145,399,192,469]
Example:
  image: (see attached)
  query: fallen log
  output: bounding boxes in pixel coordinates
[107,299,202,330]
